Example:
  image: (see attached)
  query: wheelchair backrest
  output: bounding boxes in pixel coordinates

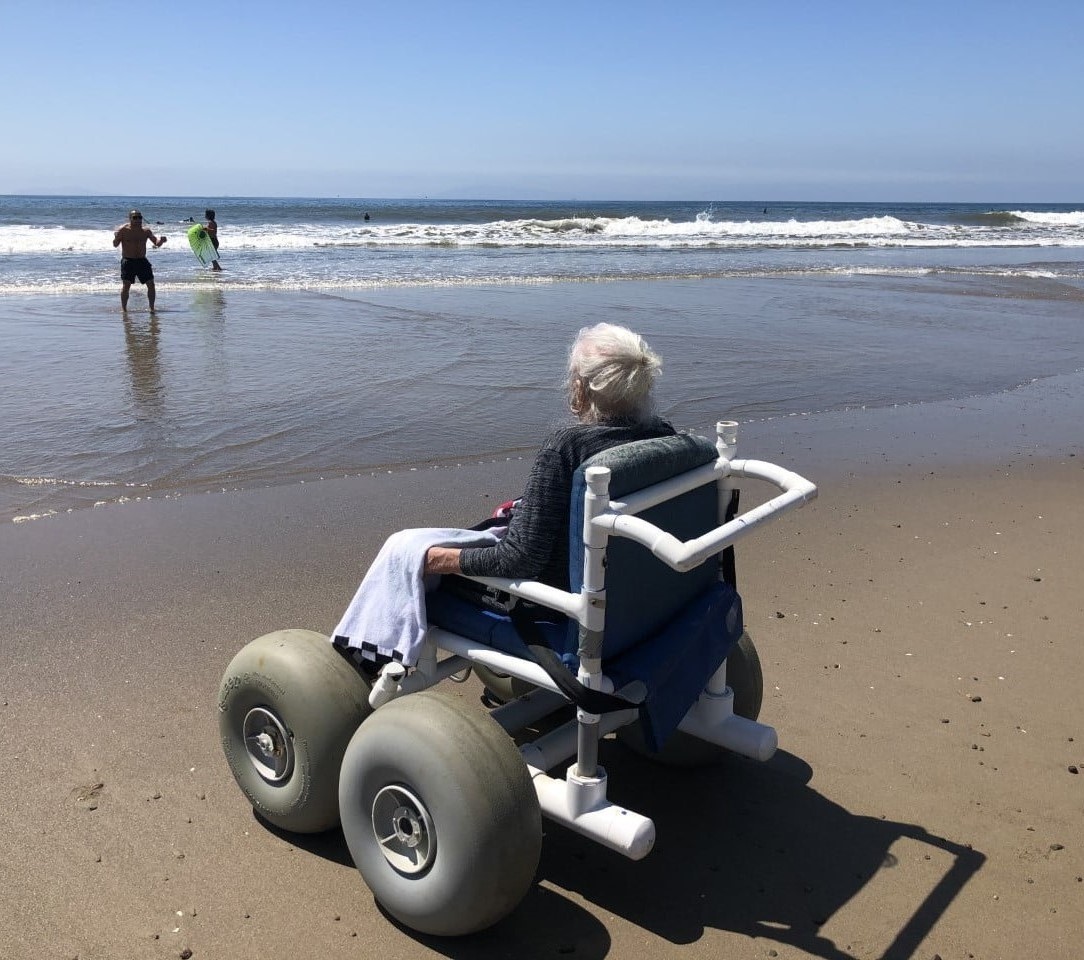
[569,433,722,661]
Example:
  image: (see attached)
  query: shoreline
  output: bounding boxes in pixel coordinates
[5,267,1084,526]
[3,367,1083,958]
[8,366,1083,527]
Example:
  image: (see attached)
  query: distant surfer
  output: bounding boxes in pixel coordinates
[113,209,167,312]
[204,209,222,271]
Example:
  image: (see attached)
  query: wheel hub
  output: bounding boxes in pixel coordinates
[372,785,435,874]
[242,707,294,783]
[392,805,424,847]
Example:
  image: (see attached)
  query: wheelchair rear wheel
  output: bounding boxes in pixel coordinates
[616,630,764,766]
[218,629,372,833]
[472,664,538,704]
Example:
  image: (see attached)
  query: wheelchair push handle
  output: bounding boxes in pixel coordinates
[590,421,817,574]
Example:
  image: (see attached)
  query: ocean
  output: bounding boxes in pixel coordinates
[3,196,1084,292]
[2,196,1082,523]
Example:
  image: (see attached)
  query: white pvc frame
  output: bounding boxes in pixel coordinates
[368,420,817,861]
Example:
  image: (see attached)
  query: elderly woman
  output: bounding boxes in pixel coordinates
[332,322,673,666]
[426,322,673,587]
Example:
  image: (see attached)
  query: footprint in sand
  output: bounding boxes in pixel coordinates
[70,781,105,811]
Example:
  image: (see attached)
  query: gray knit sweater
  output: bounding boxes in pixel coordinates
[459,418,675,590]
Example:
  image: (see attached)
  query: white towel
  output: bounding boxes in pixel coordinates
[331,527,503,668]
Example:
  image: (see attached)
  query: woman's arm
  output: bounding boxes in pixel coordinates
[458,442,571,581]
[424,545,462,575]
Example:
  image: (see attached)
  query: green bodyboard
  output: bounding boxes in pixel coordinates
[187,225,220,267]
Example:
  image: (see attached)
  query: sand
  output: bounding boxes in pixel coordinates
[2,383,1083,960]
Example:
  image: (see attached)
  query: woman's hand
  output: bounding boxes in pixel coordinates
[424,545,462,575]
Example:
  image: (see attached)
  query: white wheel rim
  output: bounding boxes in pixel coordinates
[243,707,294,783]
[372,784,435,875]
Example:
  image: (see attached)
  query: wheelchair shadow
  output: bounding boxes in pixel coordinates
[256,745,983,960]
[255,813,356,868]
[527,743,985,960]
[258,811,616,957]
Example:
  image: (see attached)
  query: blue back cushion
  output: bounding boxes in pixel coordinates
[568,434,721,660]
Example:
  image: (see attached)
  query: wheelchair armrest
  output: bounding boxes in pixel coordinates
[459,575,586,622]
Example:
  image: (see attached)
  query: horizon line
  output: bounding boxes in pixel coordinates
[2,192,1082,205]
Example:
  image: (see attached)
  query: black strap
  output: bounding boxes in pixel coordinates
[510,605,638,715]
[721,488,740,589]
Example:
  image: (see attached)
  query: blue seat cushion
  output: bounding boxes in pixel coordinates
[426,584,565,660]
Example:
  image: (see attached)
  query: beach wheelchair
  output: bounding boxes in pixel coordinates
[217,421,817,936]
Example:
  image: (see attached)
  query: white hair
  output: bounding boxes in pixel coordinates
[567,323,662,424]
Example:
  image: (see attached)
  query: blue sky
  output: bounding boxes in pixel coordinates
[3,1,1081,200]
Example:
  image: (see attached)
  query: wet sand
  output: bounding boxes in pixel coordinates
[2,381,1083,960]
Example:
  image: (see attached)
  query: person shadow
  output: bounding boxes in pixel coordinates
[262,738,983,960]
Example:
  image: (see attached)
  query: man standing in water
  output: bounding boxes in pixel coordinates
[113,210,167,311]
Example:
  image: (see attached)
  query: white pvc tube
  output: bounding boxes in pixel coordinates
[431,629,563,694]
[604,459,727,516]
[528,766,656,860]
[678,712,778,762]
[594,464,817,573]
[464,577,585,621]
[716,419,739,461]
[520,708,640,772]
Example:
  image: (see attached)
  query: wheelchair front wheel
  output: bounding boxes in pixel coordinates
[338,691,542,935]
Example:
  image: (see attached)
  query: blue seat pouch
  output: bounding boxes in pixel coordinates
[607,580,743,752]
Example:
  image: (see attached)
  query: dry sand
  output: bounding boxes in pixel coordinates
[2,384,1083,960]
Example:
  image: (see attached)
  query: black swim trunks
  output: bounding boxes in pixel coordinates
[121,257,154,284]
